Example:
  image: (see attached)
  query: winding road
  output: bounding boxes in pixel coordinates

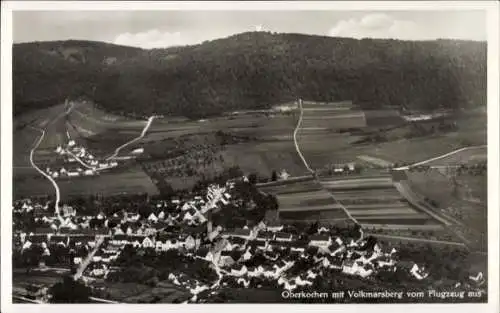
[28,101,73,223]
[29,127,63,222]
[394,145,487,170]
[106,115,157,161]
[293,99,360,227]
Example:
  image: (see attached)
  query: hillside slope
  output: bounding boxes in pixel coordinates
[13,32,486,118]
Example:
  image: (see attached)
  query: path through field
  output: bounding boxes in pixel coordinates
[29,127,63,222]
[28,101,73,223]
[106,115,157,160]
[394,145,487,170]
[293,99,360,227]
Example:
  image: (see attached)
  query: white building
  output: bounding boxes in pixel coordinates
[84,169,95,176]
[131,148,144,155]
[309,235,332,248]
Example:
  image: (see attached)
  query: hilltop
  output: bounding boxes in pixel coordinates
[13,32,486,118]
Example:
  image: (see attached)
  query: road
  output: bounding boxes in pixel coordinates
[365,233,467,247]
[394,145,487,170]
[393,181,452,226]
[293,100,313,173]
[393,180,474,247]
[293,99,360,227]
[89,297,119,304]
[106,115,157,161]
[29,127,64,224]
[73,236,105,280]
[27,100,74,223]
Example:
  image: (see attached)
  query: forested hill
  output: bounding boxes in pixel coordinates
[13,32,486,118]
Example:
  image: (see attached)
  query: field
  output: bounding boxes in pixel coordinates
[318,175,444,229]
[295,101,486,170]
[296,101,367,167]
[258,177,349,222]
[13,99,487,242]
[138,113,307,190]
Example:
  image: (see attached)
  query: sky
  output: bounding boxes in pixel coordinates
[12,10,487,49]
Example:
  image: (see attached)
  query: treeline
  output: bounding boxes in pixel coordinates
[14,33,486,118]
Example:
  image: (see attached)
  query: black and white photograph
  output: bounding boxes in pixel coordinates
[1,1,499,311]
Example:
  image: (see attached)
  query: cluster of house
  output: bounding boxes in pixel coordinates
[14,181,237,279]
[15,177,484,298]
[324,162,357,174]
[17,228,106,267]
[185,222,433,292]
[49,139,118,179]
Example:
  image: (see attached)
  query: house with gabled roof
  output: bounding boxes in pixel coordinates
[274,232,293,242]
[309,234,332,248]
[266,221,283,232]
[256,230,274,242]
[148,213,158,223]
[222,228,254,240]
[140,236,154,249]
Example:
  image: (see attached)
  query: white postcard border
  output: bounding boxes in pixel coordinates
[1,1,498,313]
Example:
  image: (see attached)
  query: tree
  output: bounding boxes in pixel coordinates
[248,173,258,185]
[49,276,91,303]
[271,170,278,182]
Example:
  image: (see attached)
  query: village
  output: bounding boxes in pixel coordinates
[14,172,484,304]
[43,138,144,179]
